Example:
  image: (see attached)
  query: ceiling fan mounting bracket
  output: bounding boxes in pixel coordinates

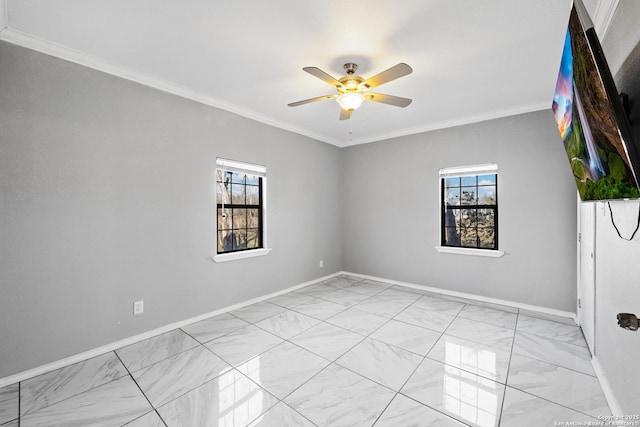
[343,63,358,75]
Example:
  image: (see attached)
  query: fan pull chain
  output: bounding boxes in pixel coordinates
[349,112,353,142]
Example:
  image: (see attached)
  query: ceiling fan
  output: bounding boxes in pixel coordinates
[288,62,413,120]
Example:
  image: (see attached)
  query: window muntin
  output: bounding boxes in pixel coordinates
[441,168,497,250]
[216,160,265,254]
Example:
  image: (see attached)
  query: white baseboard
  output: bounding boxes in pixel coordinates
[0,271,340,388]
[591,356,622,416]
[341,271,577,322]
[1,270,577,388]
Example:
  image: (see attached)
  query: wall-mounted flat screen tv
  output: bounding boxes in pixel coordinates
[552,1,640,201]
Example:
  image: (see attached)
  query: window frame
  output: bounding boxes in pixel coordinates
[212,158,271,263]
[435,164,504,258]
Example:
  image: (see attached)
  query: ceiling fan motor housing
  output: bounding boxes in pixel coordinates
[339,63,367,92]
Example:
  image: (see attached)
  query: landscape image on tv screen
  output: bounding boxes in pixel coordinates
[552,6,640,201]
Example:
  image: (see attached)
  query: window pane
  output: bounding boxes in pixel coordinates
[478,186,496,205]
[460,187,477,205]
[233,230,247,250]
[461,227,478,247]
[218,230,235,253]
[479,228,496,248]
[217,208,232,230]
[246,185,260,205]
[462,208,478,228]
[247,208,260,228]
[216,174,231,204]
[247,229,260,248]
[477,209,495,228]
[231,172,246,184]
[443,207,458,227]
[445,189,460,206]
[461,176,476,186]
[445,177,460,188]
[444,226,461,246]
[231,183,246,204]
[232,208,247,229]
[246,175,260,186]
[478,174,496,185]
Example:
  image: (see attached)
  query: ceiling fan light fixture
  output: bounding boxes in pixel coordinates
[337,92,364,111]
[290,63,413,119]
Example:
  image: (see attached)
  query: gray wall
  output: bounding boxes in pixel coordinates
[592,2,640,414]
[342,111,578,311]
[0,34,582,379]
[0,41,343,378]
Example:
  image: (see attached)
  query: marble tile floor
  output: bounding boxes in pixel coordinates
[0,275,611,426]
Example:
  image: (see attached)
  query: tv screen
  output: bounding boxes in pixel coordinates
[552,2,640,201]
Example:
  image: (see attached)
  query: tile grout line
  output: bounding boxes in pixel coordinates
[497,308,520,426]
[194,281,367,423]
[384,300,514,424]
[379,306,460,426]
[510,331,597,378]
[253,283,377,423]
[258,280,418,425]
[456,307,519,330]
[369,392,398,426]
[507,312,607,420]
[117,335,202,376]
[194,280,587,425]
[514,325,589,349]
[178,315,252,348]
[184,279,539,424]
[509,351,597,378]
[240,320,331,427]
[113,350,168,427]
[16,352,132,422]
[504,384,604,421]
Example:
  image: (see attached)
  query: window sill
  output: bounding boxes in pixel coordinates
[434,246,504,258]
[212,248,272,263]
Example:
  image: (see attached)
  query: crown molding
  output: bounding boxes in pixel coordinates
[0,27,553,150]
[346,101,550,147]
[0,28,344,147]
[592,0,619,39]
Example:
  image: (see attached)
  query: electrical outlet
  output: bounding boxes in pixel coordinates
[319,260,324,268]
[133,300,144,316]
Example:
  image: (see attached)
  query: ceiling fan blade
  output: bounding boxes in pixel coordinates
[362,63,413,89]
[288,94,338,107]
[339,109,351,121]
[303,67,345,89]
[364,92,412,107]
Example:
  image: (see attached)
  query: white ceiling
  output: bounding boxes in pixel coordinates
[0,0,616,147]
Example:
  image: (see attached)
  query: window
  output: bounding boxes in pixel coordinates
[440,164,498,251]
[215,158,267,258]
